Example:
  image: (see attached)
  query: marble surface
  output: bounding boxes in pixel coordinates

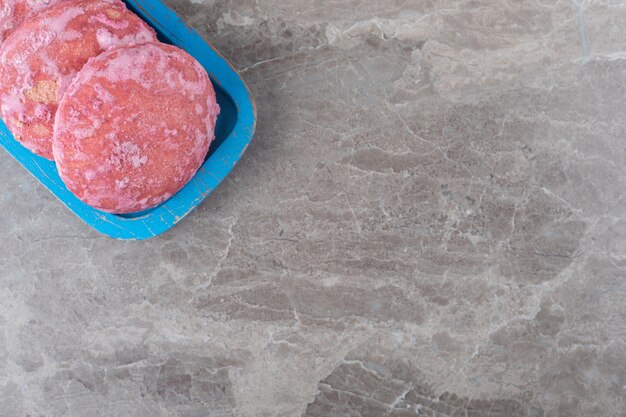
[0,0,625,416]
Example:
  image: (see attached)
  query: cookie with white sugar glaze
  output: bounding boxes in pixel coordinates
[53,42,220,214]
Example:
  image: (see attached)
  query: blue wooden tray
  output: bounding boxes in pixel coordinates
[0,0,256,240]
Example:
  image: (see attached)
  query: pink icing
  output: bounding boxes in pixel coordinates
[0,0,157,159]
[53,42,220,214]
[0,0,68,45]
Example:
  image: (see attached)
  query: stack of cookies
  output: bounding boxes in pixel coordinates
[0,0,220,213]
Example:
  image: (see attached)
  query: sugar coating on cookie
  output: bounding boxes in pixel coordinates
[0,0,67,46]
[0,0,156,159]
[53,42,220,214]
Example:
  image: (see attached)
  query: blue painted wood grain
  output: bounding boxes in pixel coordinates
[0,0,256,240]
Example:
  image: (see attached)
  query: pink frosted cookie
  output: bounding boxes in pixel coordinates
[53,42,220,214]
[0,0,67,46]
[0,0,156,159]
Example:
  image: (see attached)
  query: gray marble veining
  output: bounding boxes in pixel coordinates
[0,1,625,416]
